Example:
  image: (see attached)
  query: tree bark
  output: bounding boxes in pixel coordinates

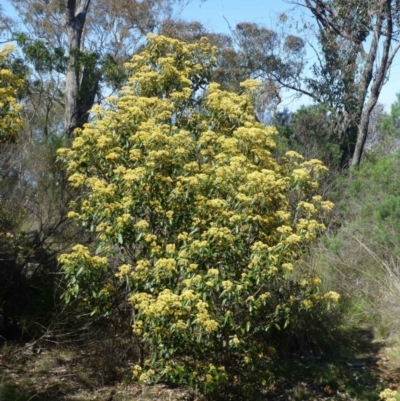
[288,0,400,167]
[351,99,377,167]
[64,0,92,137]
[351,0,400,166]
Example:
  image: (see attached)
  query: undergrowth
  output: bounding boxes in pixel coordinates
[310,150,400,342]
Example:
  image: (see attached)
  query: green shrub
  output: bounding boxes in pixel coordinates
[58,35,337,396]
[273,105,341,171]
[312,151,400,339]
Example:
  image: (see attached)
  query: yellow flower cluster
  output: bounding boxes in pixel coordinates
[59,244,107,267]
[324,291,340,302]
[0,46,24,142]
[380,389,400,401]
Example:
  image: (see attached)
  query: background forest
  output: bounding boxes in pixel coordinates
[1,1,400,400]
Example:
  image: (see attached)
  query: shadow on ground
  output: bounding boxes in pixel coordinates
[263,327,385,401]
[1,327,398,401]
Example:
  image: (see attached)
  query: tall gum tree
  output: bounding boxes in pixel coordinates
[7,0,192,136]
[64,0,91,136]
[287,0,400,166]
[231,2,400,166]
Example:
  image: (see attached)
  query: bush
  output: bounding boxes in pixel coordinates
[312,151,400,340]
[273,105,341,172]
[380,389,400,401]
[58,35,337,396]
[0,45,24,143]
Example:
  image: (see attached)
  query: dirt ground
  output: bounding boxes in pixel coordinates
[1,330,400,401]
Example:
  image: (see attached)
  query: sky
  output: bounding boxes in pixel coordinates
[2,0,400,111]
[179,0,400,111]
[178,0,290,34]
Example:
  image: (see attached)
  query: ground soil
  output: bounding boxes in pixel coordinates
[1,329,400,401]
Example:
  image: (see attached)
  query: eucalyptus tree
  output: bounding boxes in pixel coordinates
[285,0,400,166]
[229,1,400,166]
[8,0,194,136]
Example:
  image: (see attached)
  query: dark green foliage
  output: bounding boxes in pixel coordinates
[15,33,67,73]
[273,104,341,171]
[15,31,127,98]
[381,92,400,137]
[313,149,400,339]
[345,152,400,253]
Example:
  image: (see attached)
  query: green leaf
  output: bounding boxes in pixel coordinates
[246,321,251,332]
[118,233,123,244]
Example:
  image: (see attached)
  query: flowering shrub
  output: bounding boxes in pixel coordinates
[0,45,24,142]
[380,389,400,401]
[58,35,337,394]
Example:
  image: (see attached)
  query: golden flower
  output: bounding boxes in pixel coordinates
[285,234,302,244]
[310,277,322,286]
[134,220,149,230]
[222,280,233,291]
[67,211,80,219]
[202,319,218,333]
[282,263,293,271]
[292,168,309,181]
[133,365,142,376]
[177,232,188,241]
[285,150,304,159]
[115,264,132,278]
[321,201,335,211]
[188,263,198,272]
[324,291,340,302]
[166,243,176,253]
[207,268,219,275]
[301,299,313,309]
[232,335,240,345]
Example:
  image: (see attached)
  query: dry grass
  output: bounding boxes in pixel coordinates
[308,231,400,343]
